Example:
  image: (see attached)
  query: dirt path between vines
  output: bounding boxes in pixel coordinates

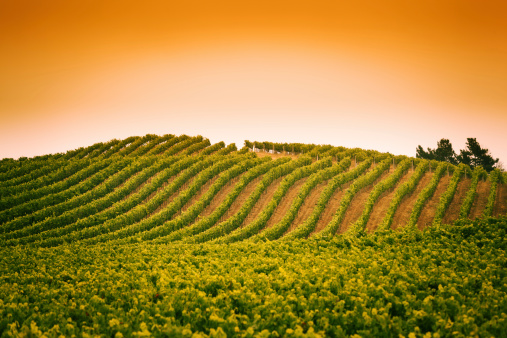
[391,172,432,230]
[442,178,472,224]
[226,175,264,216]
[310,181,352,236]
[365,170,414,233]
[199,173,246,218]
[263,177,309,230]
[239,177,284,229]
[468,180,491,219]
[493,183,507,217]
[337,166,394,234]
[309,163,370,236]
[284,180,329,234]
[255,151,299,161]
[141,170,195,218]
[417,175,451,230]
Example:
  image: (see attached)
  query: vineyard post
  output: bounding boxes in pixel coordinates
[465,168,467,179]
[412,160,414,171]
[393,157,395,169]
[447,165,449,176]
[373,156,375,167]
[355,155,357,167]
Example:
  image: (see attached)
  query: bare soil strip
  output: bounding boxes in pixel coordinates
[146,175,210,219]
[391,172,433,230]
[442,178,472,224]
[239,177,284,229]
[284,180,329,234]
[198,174,245,218]
[493,183,507,217]
[365,170,414,233]
[468,180,491,219]
[120,168,166,202]
[141,172,190,217]
[311,181,352,235]
[337,166,394,234]
[226,175,264,216]
[417,175,451,230]
[255,151,299,160]
[263,177,309,230]
[179,176,221,215]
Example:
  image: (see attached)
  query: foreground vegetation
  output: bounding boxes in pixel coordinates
[1,134,505,337]
[1,216,505,337]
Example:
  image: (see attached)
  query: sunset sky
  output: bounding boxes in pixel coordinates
[1,0,506,163]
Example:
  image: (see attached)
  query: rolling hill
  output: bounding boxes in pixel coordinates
[0,133,505,246]
[0,133,506,337]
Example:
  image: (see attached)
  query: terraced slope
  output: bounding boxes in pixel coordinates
[0,134,505,247]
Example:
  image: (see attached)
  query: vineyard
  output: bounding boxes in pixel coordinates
[0,133,506,337]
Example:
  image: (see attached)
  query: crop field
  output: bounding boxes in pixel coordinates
[0,134,506,337]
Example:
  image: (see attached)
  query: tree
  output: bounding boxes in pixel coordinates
[416,139,458,165]
[457,138,499,172]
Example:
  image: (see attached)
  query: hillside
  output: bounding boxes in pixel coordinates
[0,133,506,337]
[0,133,505,246]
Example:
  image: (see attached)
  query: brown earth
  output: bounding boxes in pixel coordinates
[493,183,507,217]
[442,178,472,224]
[120,167,173,202]
[146,173,216,219]
[310,181,352,236]
[239,177,284,229]
[211,175,266,226]
[179,175,222,215]
[283,180,329,235]
[391,172,433,230]
[255,151,299,161]
[262,177,309,230]
[337,165,394,234]
[310,163,372,235]
[468,180,491,219]
[365,170,414,233]
[198,173,246,218]
[227,175,264,216]
[59,168,145,224]
[141,170,193,213]
[417,175,451,229]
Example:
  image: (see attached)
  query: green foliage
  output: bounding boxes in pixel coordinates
[1,134,506,336]
[417,138,499,172]
[407,163,447,229]
[253,158,351,241]
[378,160,430,231]
[347,159,412,236]
[285,157,370,240]
[457,138,499,172]
[483,169,502,217]
[163,157,289,244]
[0,216,505,337]
[217,157,327,243]
[432,164,467,226]
[196,157,312,244]
[416,138,458,165]
[319,158,391,237]
[458,166,487,219]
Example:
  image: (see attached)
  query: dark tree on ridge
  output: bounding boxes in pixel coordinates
[457,138,499,172]
[416,139,458,165]
[416,138,499,172]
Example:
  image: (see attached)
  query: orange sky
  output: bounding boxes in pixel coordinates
[1,0,506,163]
